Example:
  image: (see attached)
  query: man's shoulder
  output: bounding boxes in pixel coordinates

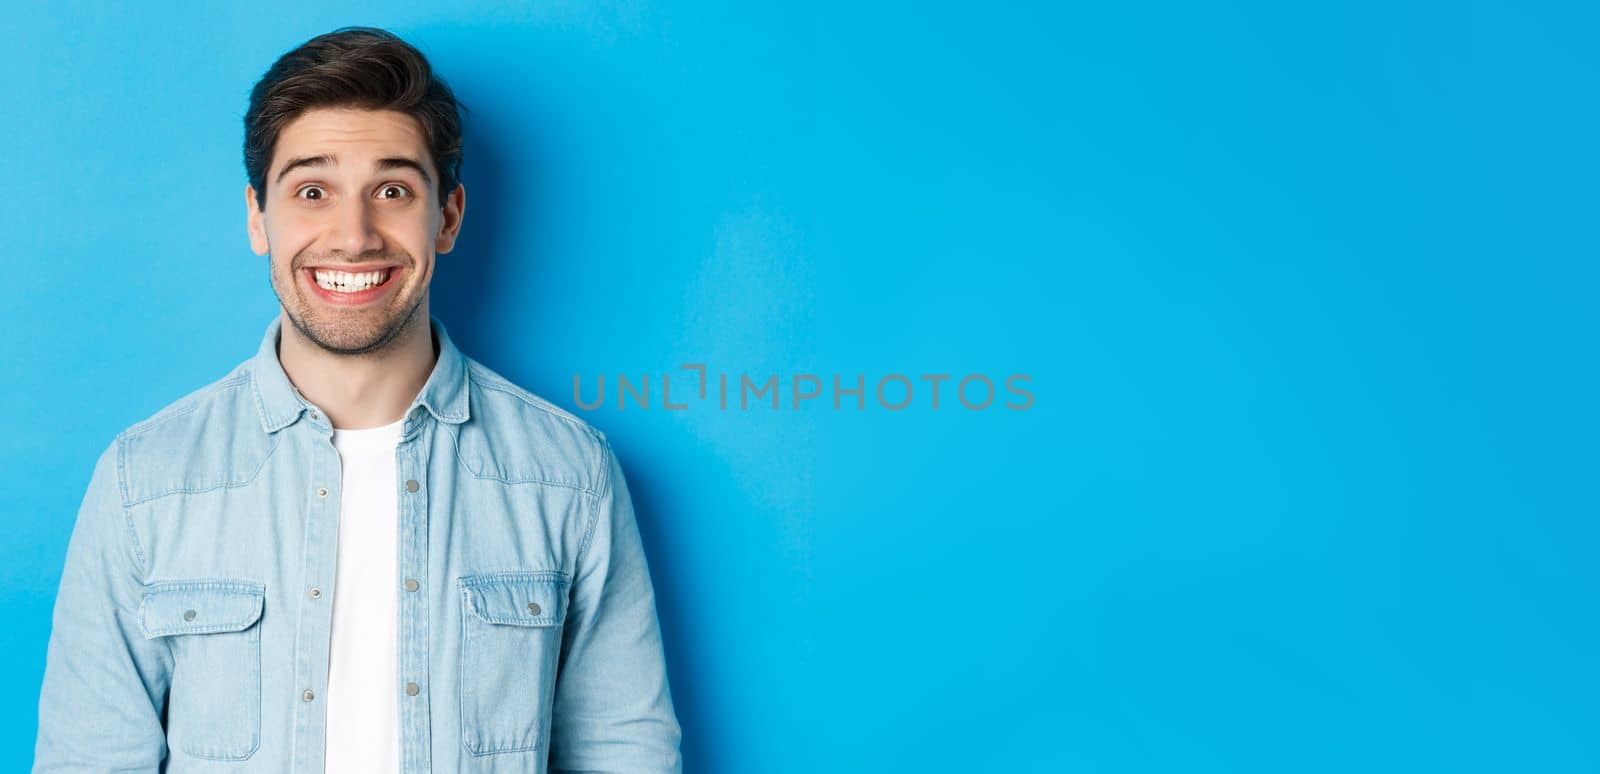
[463,358,590,427]
[456,357,613,495]
[118,362,258,440]
[111,359,270,507]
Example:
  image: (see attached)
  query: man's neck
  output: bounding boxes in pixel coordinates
[276,311,438,430]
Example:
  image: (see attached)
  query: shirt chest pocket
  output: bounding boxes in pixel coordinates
[458,571,570,756]
[139,580,266,761]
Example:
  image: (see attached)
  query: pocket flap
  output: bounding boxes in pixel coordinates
[460,571,569,627]
[139,580,266,638]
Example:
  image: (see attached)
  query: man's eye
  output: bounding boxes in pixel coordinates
[297,185,326,201]
[378,185,412,200]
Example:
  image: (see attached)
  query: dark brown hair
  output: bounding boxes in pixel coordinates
[244,26,465,211]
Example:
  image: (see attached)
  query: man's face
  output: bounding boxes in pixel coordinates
[246,107,465,355]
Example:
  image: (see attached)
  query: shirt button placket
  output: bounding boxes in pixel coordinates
[398,466,427,769]
[298,430,337,773]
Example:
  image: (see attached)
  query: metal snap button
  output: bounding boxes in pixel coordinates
[404,479,419,492]
[404,579,419,592]
[309,587,322,599]
[405,682,420,696]
[316,486,329,498]
[183,609,197,621]
[303,689,316,702]
[527,602,541,616]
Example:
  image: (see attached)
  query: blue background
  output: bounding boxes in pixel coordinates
[3,2,1596,771]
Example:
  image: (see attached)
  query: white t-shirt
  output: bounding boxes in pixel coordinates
[325,417,406,772]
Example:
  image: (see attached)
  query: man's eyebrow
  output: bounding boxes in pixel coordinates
[374,157,433,186]
[275,154,333,185]
[274,154,433,186]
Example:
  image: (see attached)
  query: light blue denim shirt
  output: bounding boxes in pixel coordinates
[33,314,682,773]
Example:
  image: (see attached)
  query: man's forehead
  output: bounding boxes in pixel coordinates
[280,106,424,141]
[273,109,430,168]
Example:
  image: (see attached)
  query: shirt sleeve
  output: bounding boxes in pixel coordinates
[33,438,171,773]
[548,434,683,773]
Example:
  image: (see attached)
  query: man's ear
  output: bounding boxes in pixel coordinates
[434,183,467,254]
[245,184,269,256]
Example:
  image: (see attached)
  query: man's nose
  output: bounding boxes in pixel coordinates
[330,197,385,255]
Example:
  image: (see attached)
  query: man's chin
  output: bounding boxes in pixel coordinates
[285,309,407,357]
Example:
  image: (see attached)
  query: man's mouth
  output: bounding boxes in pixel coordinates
[311,267,393,292]
[300,264,403,305]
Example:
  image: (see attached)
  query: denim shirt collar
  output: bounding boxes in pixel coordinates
[249,313,471,434]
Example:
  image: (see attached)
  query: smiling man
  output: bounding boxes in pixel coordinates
[33,27,682,773]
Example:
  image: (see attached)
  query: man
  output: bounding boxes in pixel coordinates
[33,26,682,773]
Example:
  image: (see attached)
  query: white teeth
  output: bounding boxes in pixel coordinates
[313,268,391,292]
